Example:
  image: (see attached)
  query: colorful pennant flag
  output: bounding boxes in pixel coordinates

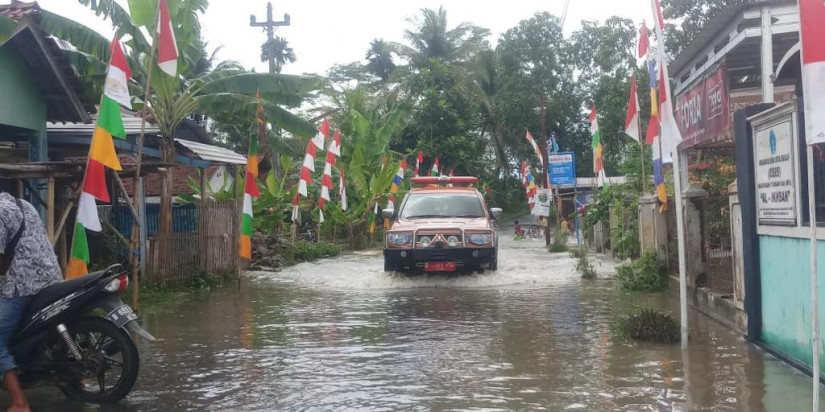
[157,0,179,77]
[799,0,825,145]
[369,203,379,234]
[385,159,407,229]
[318,129,341,223]
[414,151,423,176]
[522,161,538,210]
[652,133,668,212]
[67,37,132,279]
[590,105,606,187]
[240,97,263,260]
[525,130,544,167]
[430,157,440,176]
[624,74,640,142]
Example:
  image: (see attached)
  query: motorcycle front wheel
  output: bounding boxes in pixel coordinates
[55,316,140,403]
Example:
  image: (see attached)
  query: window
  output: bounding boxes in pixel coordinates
[400,193,485,219]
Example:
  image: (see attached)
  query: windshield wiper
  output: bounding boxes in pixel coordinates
[453,215,483,218]
[403,214,443,219]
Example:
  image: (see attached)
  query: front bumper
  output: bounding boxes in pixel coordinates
[383,247,496,270]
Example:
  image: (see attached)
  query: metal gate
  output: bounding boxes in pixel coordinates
[702,195,734,296]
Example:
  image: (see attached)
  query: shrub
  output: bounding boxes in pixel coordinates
[616,250,666,292]
[614,308,680,343]
[292,241,341,263]
[576,246,597,279]
[548,226,569,253]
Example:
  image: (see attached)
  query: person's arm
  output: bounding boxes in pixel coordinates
[0,214,8,273]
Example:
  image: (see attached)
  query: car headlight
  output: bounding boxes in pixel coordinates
[447,236,460,247]
[419,236,432,248]
[467,233,491,245]
[387,233,413,245]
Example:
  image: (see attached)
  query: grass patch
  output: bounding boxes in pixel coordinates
[548,226,569,253]
[292,241,341,263]
[614,308,680,343]
[616,250,666,292]
[575,246,597,279]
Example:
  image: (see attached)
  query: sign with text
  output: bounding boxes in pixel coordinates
[531,188,553,217]
[675,65,731,150]
[548,152,576,187]
[754,118,797,225]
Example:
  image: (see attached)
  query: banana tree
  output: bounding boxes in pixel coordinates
[253,155,298,235]
[42,0,321,236]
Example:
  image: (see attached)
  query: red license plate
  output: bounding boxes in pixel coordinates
[425,261,457,272]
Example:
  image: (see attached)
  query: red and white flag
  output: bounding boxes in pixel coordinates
[638,21,650,58]
[652,0,682,163]
[414,151,423,176]
[318,129,340,222]
[298,119,330,197]
[294,119,329,221]
[800,0,825,145]
[624,74,640,142]
[525,130,543,166]
[157,0,179,77]
[339,168,348,211]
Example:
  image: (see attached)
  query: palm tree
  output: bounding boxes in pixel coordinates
[42,0,321,235]
[392,7,489,68]
[365,39,395,82]
[261,36,296,73]
[465,50,508,176]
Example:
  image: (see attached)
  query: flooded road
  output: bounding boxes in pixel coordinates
[12,234,824,411]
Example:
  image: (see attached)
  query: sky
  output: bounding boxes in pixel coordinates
[34,0,657,77]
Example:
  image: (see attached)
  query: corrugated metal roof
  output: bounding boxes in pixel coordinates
[669,0,790,75]
[47,113,160,134]
[174,138,246,165]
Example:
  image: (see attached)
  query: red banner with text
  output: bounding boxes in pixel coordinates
[675,65,730,149]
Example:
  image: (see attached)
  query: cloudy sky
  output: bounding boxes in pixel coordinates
[36,0,656,76]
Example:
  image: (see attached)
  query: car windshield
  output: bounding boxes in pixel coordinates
[399,193,485,219]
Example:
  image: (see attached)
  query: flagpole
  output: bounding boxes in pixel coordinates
[638,115,645,193]
[806,144,821,411]
[130,8,160,313]
[67,43,118,280]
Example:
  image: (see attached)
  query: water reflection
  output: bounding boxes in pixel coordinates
[5,236,823,411]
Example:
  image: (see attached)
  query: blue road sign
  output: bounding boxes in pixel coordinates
[548,152,576,186]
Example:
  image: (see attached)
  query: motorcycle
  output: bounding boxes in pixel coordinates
[7,264,154,403]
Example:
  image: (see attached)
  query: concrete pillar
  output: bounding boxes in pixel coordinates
[728,179,746,308]
[760,7,774,103]
[639,195,668,261]
[682,183,708,287]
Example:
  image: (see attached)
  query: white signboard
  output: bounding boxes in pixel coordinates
[754,118,796,225]
[531,188,553,217]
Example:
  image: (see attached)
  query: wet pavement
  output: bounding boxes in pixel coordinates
[9,231,824,411]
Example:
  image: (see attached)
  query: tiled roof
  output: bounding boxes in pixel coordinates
[0,1,41,22]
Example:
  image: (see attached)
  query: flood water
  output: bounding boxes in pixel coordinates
[12,233,824,411]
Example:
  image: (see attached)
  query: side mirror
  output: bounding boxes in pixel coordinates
[381,208,395,220]
[490,207,503,218]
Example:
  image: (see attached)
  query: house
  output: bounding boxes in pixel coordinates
[666,0,825,375]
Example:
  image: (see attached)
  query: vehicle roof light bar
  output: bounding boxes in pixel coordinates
[410,176,478,186]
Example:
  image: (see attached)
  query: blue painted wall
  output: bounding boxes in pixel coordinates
[760,235,825,368]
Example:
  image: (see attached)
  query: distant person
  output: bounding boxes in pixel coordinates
[0,188,63,412]
[514,220,522,237]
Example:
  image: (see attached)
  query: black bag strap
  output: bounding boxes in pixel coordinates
[2,199,26,263]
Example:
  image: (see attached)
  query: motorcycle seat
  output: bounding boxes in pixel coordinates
[25,270,109,316]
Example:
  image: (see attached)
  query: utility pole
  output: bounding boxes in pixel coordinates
[250,2,291,174]
[250,2,291,74]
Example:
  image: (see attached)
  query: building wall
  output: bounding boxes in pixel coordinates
[760,235,825,368]
[0,46,46,132]
[0,46,47,161]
